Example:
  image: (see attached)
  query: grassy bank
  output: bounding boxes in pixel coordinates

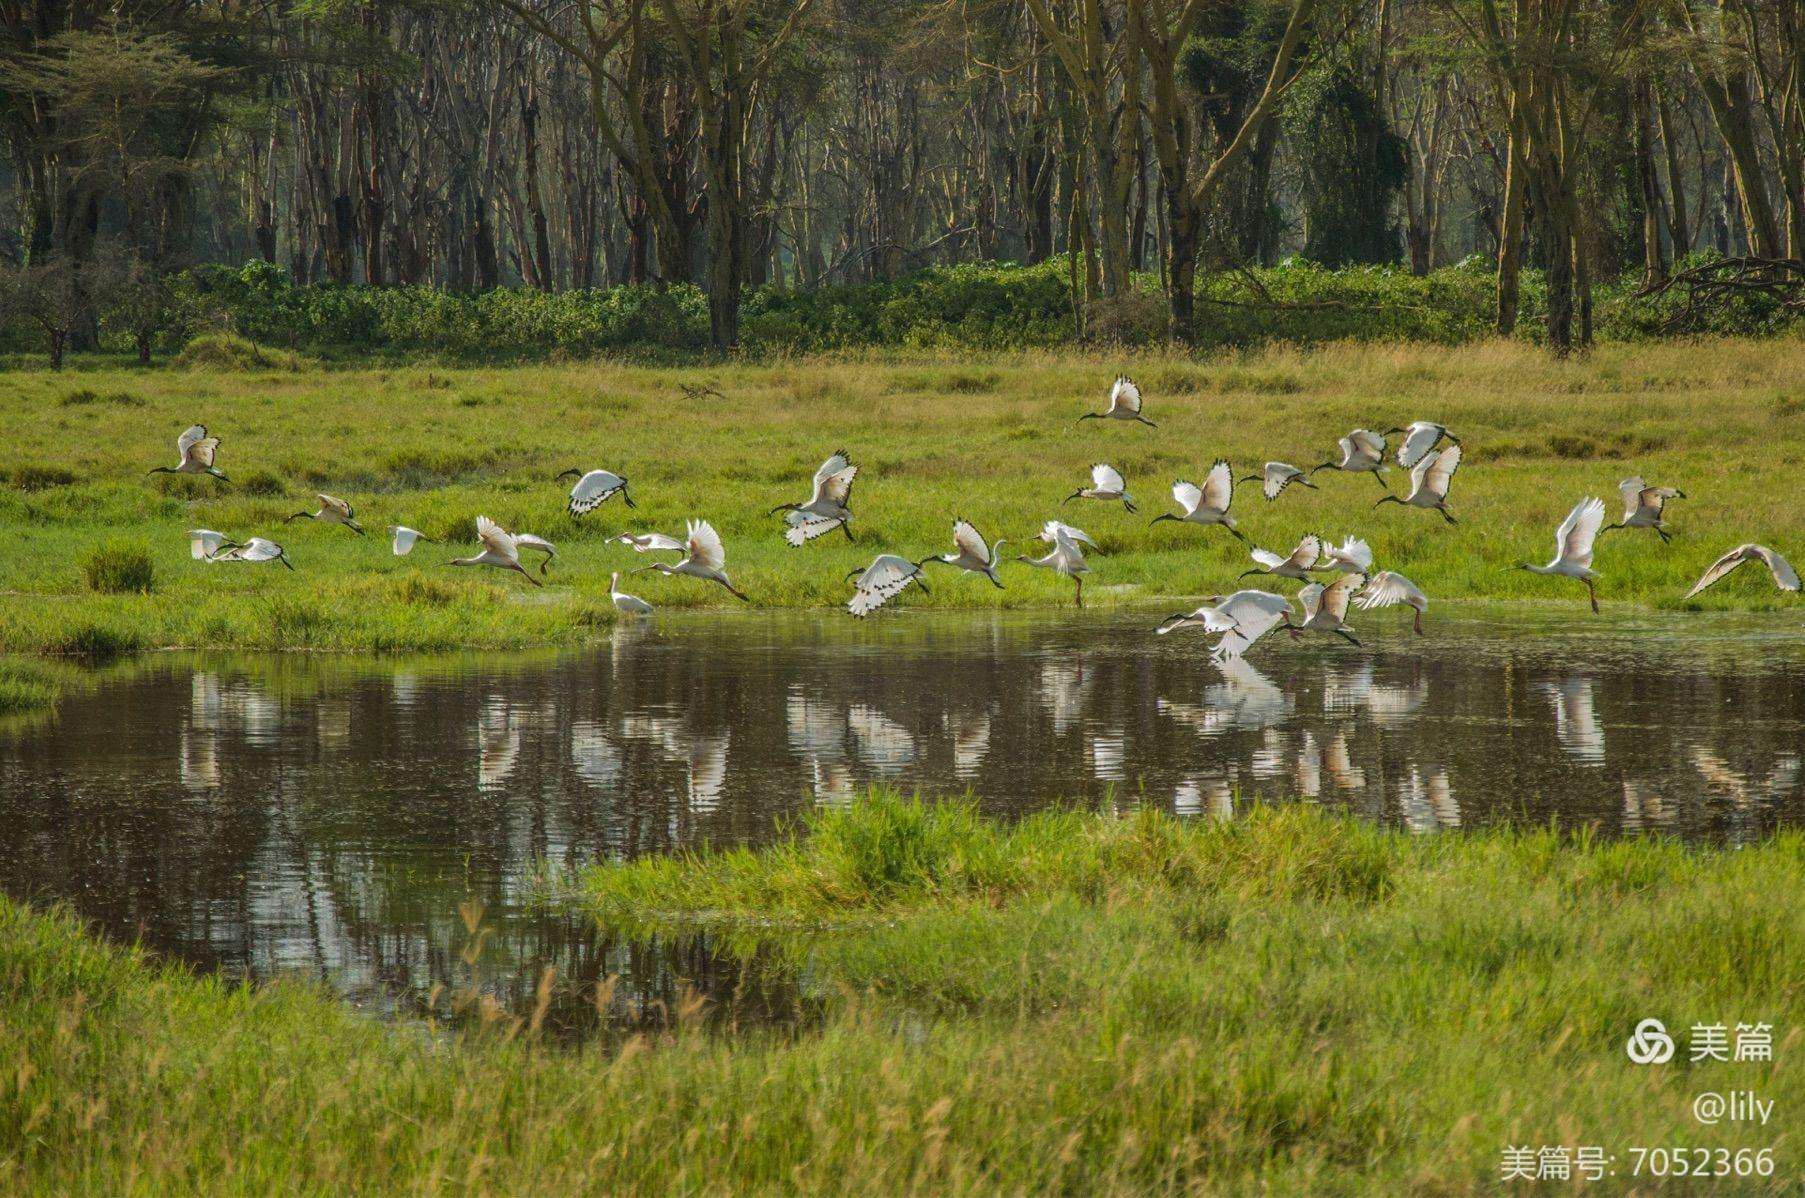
[4,337,1805,654]
[3,799,1801,1193]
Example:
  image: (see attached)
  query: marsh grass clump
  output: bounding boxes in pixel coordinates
[175,331,313,372]
[7,464,77,491]
[42,621,142,658]
[80,540,155,594]
[236,467,287,496]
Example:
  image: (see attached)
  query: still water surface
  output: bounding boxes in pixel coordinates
[3,609,1803,1035]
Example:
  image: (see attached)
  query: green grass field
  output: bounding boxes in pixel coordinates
[3,797,1800,1193]
[4,336,1804,654]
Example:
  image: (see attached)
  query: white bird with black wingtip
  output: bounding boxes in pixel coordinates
[773,451,857,545]
[1384,421,1459,469]
[1375,443,1462,524]
[1150,461,1246,542]
[150,424,230,484]
[1065,463,1136,512]
[1078,377,1156,427]
[1311,429,1389,490]
[189,529,238,561]
[1155,590,1292,659]
[557,468,634,515]
[1239,461,1317,500]
[1239,534,1324,582]
[1604,476,1685,543]
[1316,535,1374,574]
[920,519,1005,588]
[287,494,364,535]
[846,554,930,617]
[1283,573,1367,646]
[216,537,293,570]
[449,516,541,586]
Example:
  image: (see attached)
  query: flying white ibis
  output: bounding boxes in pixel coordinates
[556,468,634,514]
[1384,421,1460,469]
[149,424,229,484]
[1683,544,1801,600]
[1375,443,1461,523]
[1155,589,1292,658]
[1317,536,1374,573]
[1283,573,1366,646]
[188,529,238,560]
[448,516,542,587]
[1240,534,1324,581]
[1239,461,1318,500]
[216,537,293,570]
[389,526,429,556]
[1311,430,1389,490]
[609,571,654,615]
[773,451,857,545]
[1150,461,1246,542]
[1018,520,1092,607]
[608,531,685,554]
[1517,496,1606,612]
[1355,571,1430,635]
[1065,463,1136,512]
[286,494,364,535]
[1078,376,1155,427]
[845,554,930,617]
[919,519,1005,588]
[633,519,749,600]
[1604,477,1685,543]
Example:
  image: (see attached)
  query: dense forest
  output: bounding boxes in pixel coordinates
[2,0,1803,359]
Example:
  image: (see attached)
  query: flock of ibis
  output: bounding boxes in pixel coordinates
[162,373,1800,655]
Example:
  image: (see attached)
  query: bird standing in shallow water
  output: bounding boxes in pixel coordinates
[150,425,230,484]
[1311,430,1389,490]
[919,520,1005,588]
[557,468,635,515]
[1603,477,1685,543]
[634,519,749,600]
[773,451,858,545]
[1683,544,1800,600]
[1078,377,1156,427]
[1150,461,1246,543]
[286,494,364,535]
[1019,521,1093,607]
[1065,463,1136,512]
[1375,443,1462,524]
[1517,496,1606,613]
[449,516,541,586]
[609,571,654,615]
[846,554,930,617]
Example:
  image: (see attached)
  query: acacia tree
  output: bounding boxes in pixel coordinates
[1137,0,1321,339]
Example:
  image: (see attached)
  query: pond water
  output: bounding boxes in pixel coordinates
[3,608,1803,1037]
